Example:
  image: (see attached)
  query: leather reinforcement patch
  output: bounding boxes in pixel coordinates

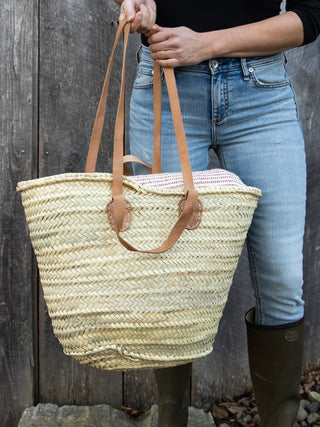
[106,198,132,232]
[178,198,203,230]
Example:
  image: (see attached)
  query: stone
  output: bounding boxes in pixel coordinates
[18,403,216,427]
[250,406,259,415]
[188,406,216,426]
[253,412,261,423]
[299,399,309,409]
[18,404,59,427]
[308,391,320,404]
[307,401,320,413]
[297,406,308,422]
[307,412,320,424]
[242,414,253,424]
[17,408,36,427]
[58,405,90,425]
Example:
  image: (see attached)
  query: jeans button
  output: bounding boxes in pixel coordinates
[212,60,219,69]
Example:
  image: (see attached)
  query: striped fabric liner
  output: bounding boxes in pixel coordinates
[132,168,245,189]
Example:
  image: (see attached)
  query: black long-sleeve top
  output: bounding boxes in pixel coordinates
[142,0,320,45]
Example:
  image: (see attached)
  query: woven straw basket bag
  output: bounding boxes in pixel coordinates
[17,21,261,371]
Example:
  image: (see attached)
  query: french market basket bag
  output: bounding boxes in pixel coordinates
[17,21,261,371]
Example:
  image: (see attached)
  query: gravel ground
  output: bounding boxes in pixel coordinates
[19,368,320,426]
[211,368,320,426]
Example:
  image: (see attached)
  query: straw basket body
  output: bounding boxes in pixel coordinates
[17,172,261,370]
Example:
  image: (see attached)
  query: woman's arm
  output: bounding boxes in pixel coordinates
[148,11,304,67]
[112,0,156,33]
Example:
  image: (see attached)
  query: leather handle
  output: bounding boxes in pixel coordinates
[85,19,127,173]
[123,155,152,174]
[110,190,201,254]
[152,61,162,173]
[86,20,202,253]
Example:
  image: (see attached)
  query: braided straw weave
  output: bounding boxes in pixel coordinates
[17,173,261,370]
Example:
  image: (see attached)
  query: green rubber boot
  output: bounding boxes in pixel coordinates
[154,363,191,427]
[246,308,304,427]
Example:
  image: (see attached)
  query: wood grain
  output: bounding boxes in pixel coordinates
[0,0,38,425]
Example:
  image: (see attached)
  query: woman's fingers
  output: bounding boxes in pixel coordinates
[133,4,150,33]
[119,1,135,22]
[138,1,156,33]
[149,39,171,54]
[129,11,143,33]
[148,26,205,68]
[119,0,156,34]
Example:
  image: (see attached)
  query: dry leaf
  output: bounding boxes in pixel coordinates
[212,404,229,419]
[227,406,247,418]
[117,406,148,418]
[303,380,315,394]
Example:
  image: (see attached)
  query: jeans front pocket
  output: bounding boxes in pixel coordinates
[248,58,290,89]
[133,46,163,90]
[133,63,154,89]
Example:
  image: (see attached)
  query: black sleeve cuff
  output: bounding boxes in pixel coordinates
[287,2,320,45]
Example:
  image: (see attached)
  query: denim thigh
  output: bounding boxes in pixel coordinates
[129,46,306,326]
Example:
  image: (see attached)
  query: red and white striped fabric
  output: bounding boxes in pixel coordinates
[132,168,245,189]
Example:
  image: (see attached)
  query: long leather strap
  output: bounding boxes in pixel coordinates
[85,20,201,253]
[152,62,162,173]
[85,19,127,174]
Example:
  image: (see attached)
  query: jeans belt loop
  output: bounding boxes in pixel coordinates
[240,58,250,81]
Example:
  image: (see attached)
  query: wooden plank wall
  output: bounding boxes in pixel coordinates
[1,0,320,425]
[1,1,38,426]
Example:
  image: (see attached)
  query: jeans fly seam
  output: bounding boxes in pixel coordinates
[213,72,229,124]
[210,74,217,146]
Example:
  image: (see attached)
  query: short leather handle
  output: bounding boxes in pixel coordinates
[86,20,202,253]
[110,189,201,254]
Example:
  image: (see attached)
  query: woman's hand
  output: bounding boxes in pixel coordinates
[118,0,156,34]
[148,25,206,67]
[148,12,304,67]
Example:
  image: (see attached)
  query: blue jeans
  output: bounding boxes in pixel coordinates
[129,45,306,326]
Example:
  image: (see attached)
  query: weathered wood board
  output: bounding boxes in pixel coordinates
[0,1,38,426]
